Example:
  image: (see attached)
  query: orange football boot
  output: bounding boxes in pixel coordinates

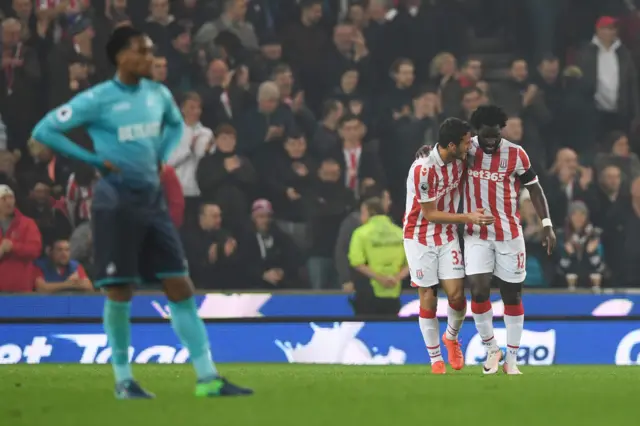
[442,333,464,370]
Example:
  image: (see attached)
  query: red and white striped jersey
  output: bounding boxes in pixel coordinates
[463,136,538,241]
[403,147,464,246]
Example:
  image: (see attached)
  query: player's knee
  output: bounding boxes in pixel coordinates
[418,287,438,311]
[105,284,135,302]
[498,278,522,305]
[469,274,491,303]
[447,293,466,311]
[162,277,195,302]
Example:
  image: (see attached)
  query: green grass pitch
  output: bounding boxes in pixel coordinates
[1,364,638,426]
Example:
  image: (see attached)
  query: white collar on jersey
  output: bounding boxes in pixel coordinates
[431,146,445,166]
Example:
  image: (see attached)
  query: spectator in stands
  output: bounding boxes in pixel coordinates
[577,16,640,139]
[265,131,315,249]
[621,177,640,287]
[168,92,214,222]
[164,23,196,94]
[253,34,283,82]
[559,65,597,159]
[594,131,640,181]
[272,64,316,140]
[429,52,462,117]
[23,175,71,252]
[143,0,176,53]
[458,86,482,121]
[457,57,483,88]
[333,114,385,199]
[533,55,563,158]
[151,55,168,83]
[335,186,391,293]
[312,99,343,157]
[379,58,415,130]
[34,238,93,293]
[196,124,256,233]
[0,184,41,293]
[281,0,330,112]
[195,0,259,53]
[237,81,293,158]
[326,21,371,94]
[348,196,407,315]
[0,18,41,156]
[306,158,355,289]
[237,199,301,288]
[491,59,551,161]
[181,203,238,289]
[544,148,590,226]
[556,201,605,292]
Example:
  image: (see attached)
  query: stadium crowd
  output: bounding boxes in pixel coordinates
[0,0,640,295]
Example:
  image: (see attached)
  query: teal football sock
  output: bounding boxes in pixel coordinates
[103,299,133,384]
[168,297,217,381]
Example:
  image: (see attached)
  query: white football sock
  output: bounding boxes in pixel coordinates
[419,310,443,364]
[471,302,499,352]
[444,302,466,341]
[504,305,524,365]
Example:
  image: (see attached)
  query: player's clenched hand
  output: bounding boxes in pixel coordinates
[542,226,557,255]
[466,208,495,226]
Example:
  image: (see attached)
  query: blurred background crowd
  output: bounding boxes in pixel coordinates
[0,0,640,295]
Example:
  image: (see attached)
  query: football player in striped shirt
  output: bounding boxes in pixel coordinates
[464,105,556,375]
[404,118,494,374]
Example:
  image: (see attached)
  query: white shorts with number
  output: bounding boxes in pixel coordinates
[404,238,465,288]
[463,235,526,283]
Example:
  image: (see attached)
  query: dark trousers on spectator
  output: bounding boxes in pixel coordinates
[183,196,202,228]
[349,278,401,316]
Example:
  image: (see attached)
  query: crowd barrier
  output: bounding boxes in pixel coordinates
[2,292,640,319]
[2,318,640,365]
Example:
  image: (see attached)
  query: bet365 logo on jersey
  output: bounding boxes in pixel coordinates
[469,169,507,182]
[465,329,556,365]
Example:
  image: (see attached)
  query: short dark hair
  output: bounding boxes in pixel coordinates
[300,0,322,10]
[539,54,559,64]
[215,124,237,137]
[391,58,413,74]
[106,26,144,66]
[437,118,471,149]
[339,113,361,127]
[199,202,220,216]
[28,174,54,191]
[462,57,482,67]
[271,63,292,79]
[74,163,97,187]
[362,197,385,216]
[462,86,483,98]
[181,91,202,106]
[321,99,342,119]
[469,105,508,130]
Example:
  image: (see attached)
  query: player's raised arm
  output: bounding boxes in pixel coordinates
[31,90,103,168]
[515,146,556,254]
[157,84,185,164]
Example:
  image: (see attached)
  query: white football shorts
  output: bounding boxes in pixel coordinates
[404,238,465,288]
[463,235,526,283]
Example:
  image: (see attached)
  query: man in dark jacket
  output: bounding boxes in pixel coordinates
[305,158,355,289]
[264,131,316,249]
[181,203,239,289]
[576,16,640,139]
[196,124,257,233]
[237,199,301,288]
